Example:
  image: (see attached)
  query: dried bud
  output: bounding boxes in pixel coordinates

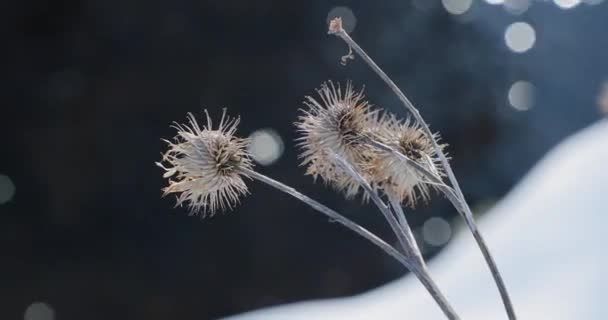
[370,114,444,207]
[157,110,252,216]
[296,81,377,199]
[328,17,344,35]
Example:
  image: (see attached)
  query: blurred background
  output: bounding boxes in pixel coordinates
[1,0,606,319]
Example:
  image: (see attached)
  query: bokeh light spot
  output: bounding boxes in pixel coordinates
[442,0,473,15]
[248,129,284,166]
[484,0,505,4]
[504,0,531,14]
[24,302,55,320]
[508,81,536,111]
[326,7,357,33]
[412,0,439,11]
[504,22,536,53]
[422,217,452,247]
[0,174,16,204]
[554,0,582,8]
[583,0,604,5]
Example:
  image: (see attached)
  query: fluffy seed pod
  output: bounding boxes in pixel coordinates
[296,81,377,199]
[156,110,253,216]
[370,114,444,207]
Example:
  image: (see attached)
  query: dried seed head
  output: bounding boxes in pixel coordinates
[370,114,444,207]
[328,17,344,35]
[296,81,378,199]
[156,109,253,216]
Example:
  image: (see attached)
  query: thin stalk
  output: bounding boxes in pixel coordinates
[329,153,411,257]
[243,167,460,319]
[239,167,409,269]
[369,141,513,320]
[410,262,459,320]
[388,196,424,266]
[329,153,460,320]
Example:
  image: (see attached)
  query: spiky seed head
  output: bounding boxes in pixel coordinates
[370,113,444,207]
[156,109,253,216]
[295,81,377,199]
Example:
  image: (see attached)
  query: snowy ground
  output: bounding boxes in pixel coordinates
[225,118,608,320]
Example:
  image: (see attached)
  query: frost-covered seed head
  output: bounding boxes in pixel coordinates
[296,81,377,199]
[370,113,444,207]
[156,110,252,216]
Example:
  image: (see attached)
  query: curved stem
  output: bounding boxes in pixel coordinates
[329,153,460,320]
[243,167,460,319]
[388,196,424,266]
[368,128,516,320]
[330,153,411,256]
[410,263,460,320]
[330,21,516,320]
[240,167,410,269]
[463,211,517,320]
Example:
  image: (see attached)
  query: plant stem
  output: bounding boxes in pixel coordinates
[369,139,517,320]
[329,153,461,320]
[329,19,516,320]
[388,196,424,266]
[240,167,410,269]
[386,198,451,320]
[243,167,460,320]
[330,153,411,257]
[410,263,460,320]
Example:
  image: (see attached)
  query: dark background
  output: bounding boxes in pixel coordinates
[1,1,606,319]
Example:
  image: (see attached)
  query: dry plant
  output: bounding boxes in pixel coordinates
[158,107,460,319]
[328,17,516,320]
[156,17,517,320]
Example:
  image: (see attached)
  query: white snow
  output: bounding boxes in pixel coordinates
[226,119,608,320]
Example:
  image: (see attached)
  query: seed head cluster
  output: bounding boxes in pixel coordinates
[297,81,444,206]
[156,82,444,215]
[157,110,252,216]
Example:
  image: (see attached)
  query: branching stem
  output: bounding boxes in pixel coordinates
[240,167,409,268]
[329,18,516,320]
[330,153,410,256]
[328,153,460,320]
